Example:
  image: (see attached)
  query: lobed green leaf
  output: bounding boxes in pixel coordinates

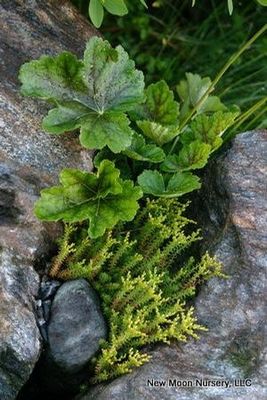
[79,112,133,153]
[141,80,180,125]
[181,111,239,151]
[138,170,201,197]
[137,121,179,146]
[19,37,144,152]
[123,132,165,163]
[161,141,211,172]
[131,80,180,146]
[35,160,142,238]
[177,73,226,120]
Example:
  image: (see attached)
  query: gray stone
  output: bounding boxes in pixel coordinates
[0,159,62,261]
[28,280,107,398]
[0,0,97,177]
[78,130,267,400]
[0,1,97,398]
[0,249,41,400]
[48,279,107,373]
[0,0,97,260]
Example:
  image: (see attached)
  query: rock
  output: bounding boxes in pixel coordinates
[0,1,97,398]
[48,279,107,373]
[78,130,267,400]
[0,0,96,176]
[35,277,62,342]
[0,0,98,260]
[0,158,62,261]
[0,249,41,400]
[21,279,107,398]
[40,278,62,303]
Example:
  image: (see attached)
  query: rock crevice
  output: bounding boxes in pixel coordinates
[78,130,267,400]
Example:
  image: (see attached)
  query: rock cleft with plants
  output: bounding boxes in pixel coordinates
[17,29,266,386]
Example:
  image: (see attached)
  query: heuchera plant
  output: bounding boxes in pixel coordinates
[19,36,239,238]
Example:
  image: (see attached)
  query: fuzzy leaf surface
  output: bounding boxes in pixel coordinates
[19,37,144,152]
[181,111,238,151]
[79,112,133,153]
[35,160,142,238]
[131,80,180,145]
[19,52,87,101]
[177,73,226,119]
[133,80,179,124]
[138,170,201,197]
[137,121,179,146]
[123,132,165,163]
[162,141,211,172]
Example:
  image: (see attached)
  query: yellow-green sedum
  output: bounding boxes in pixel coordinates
[50,198,225,382]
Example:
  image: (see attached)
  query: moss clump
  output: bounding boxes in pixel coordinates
[227,333,260,378]
[50,198,225,382]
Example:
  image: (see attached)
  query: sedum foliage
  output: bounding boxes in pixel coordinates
[50,198,225,382]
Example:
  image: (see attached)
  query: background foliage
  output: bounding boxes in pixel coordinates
[72,0,267,128]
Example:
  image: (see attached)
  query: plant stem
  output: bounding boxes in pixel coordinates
[244,107,267,131]
[169,24,267,155]
[223,97,267,143]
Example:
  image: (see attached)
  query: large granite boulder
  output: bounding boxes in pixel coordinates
[0,1,97,398]
[0,249,41,400]
[0,0,96,201]
[78,130,267,400]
